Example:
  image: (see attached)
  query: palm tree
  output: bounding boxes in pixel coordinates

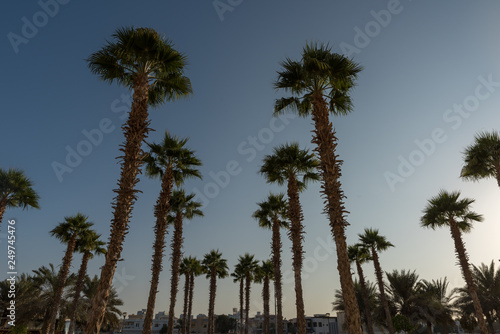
[254,260,274,334]
[418,278,456,334]
[0,274,42,327]
[142,132,201,334]
[471,261,500,332]
[260,143,319,334]
[236,254,260,334]
[385,270,422,325]
[0,168,39,225]
[166,190,203,334]
[359,228,395,334]
[460,130,500,187]
[421,190,488,334]
[69,230,106,334]
[180,256,199,334]
[252,193,289,334]
[186,258,202,334]
[274,42,363,334]
[85,26,191,334]
[231,263,245,334]
[348,244,375,334]
[202,250,229,334]
[46,214,93,334]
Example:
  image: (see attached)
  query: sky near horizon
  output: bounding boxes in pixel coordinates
[1,0,500,321]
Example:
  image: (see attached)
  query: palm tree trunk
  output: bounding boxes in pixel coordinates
[85,74,151,334]
[271,217,284,334]
[287,174,306,334]
[46,233,78,334]
[143,166,174,334]
[370,247,394,334]
[182,272,190,334]
[355,260,374,334]
[69,250,91,334]
[448,219,488,334]
[310,93,363,334]
[0,199,6,225]
[187,272,195,334]
[426,320,432,334]
[263,276,270,334]
[245,272,251,334]
[240,278,244,334]
[207,268,218,334]
[168,213,184,334]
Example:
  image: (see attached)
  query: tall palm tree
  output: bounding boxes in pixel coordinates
[166,190,203,334]
[180,256,200,334]
[260,143,319,334]
[274,42,363,334]
[46,214,94,334]
[69,231,106,334]
[252,193,289,334]
[461,130,500,187]
[237,254,260,334]
[254,260,274,334]
[85,26,191,334]
[421,190,488,334]
[348,244,375,334]
[0,167,39,225]
[202,250,229,334]
[231,263,245,334]
[359,228,395,334]
[142,132,202,334]
[186,258,202,334]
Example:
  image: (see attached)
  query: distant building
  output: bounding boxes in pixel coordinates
[289,314,338,334]
[121,310,177,334]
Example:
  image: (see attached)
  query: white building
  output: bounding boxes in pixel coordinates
[121,310,178,334]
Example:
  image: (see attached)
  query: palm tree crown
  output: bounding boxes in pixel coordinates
[167,189,204,222]
[87,26,192,106]
[252,193,289,230]
[0,168,40,224]
[461,130,500,187]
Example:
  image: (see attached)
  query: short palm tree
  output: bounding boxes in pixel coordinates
[142,132,201,334]
[252,193,289,334]
[231,263,245,334]
[421,190,487,334]
[260,143,319,334]
[237,254,260,334]
[180,256,200,334]
[461,130,500,187]
[186,258,202,334]
[386,269,421,325]
[254,260,274,334]
[69,230,106,334]
[471,261,500,330]
[359,228,395,334]
[0,168,39,225]
[46,214,94,334]
[274,42,363,334]
[166,190,203,334]
[348,244,375,334]
[85,26,191,334]
[202,250,229,334]
[418,278,456,334]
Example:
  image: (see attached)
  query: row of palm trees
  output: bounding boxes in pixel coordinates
[2,23,500,334]
[333,260,500,334]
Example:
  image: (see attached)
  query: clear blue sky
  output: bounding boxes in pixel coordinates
[2,0,500,320]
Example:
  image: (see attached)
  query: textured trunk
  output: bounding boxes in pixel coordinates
[41,308,51,334]
[355,260,374,334]
[310,93,363,334]
[426,321,432,334]
[263,276,270,334]
[207,268,218,334]
[245,272,251,334]
[187,272,195,334]
[239,279,244,334]
[271,217,284,334]
[287,173,306,334]
[0,198,6,225]
[168,213,184,334]
[182,273,190,334]
[46,233,78,334]
[85,74,150,334]
[448,219,488,334]
[143,166,174,334]
[370,247,394,334]
[69,250,91,334]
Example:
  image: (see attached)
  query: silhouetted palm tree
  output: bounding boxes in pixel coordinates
[0,167,39,225]
[231,263,245,334]
[461,130,500,187]
[202,250,229,334]
[254,260,274,334]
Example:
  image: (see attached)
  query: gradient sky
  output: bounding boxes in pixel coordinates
[2,0,500,321]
